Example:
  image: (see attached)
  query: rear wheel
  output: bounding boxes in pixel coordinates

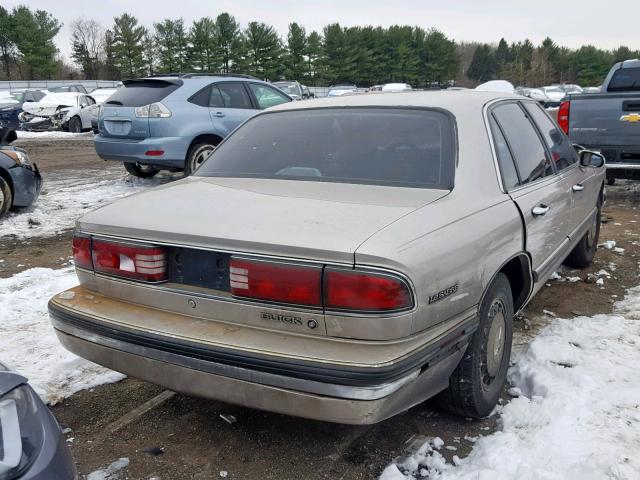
[185,141,218,176]
[436,273,513,418]
[124,162,160,178]
[607,178,615,186]
[68,116,82,133]
[0,176,13,218]
[564,202,601,268]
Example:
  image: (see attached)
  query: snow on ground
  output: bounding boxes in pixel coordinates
[86,458,130,480]
[0,267,124,404]
[16,130,93,140]
[381,285,640,480]
[0,167,176,238]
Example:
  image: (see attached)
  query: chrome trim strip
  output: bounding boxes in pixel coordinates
[606,163,640,170]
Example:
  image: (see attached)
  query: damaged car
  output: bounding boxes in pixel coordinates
[19,92,96,133]
[0,145,41,218]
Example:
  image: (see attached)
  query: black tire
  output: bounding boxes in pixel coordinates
[607,178,615,186]
[68,116,82,133]
[123,162,160,178]
[564,202,601,268]
[0,176,13,219]
[185,141,218,176]
[436,273,513,418]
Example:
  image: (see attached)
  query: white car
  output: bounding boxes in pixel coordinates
[19,92,96,132]
[327,85,358,97]
[87,88,119,133]
[515,87,549,104]
[541,86,566,105]
[381,83,412,92]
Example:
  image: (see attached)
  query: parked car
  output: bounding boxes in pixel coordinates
[272,81,313,100]
[381,83,412,92]
[559,59,640,184]
[48,84,88,94]
[0,90,46,130]
[19,92,96,133]
[540,86,566,106]
[0,145,41,218]
[87,88,119,133]
[515,87,549,104]
[582,86,601,94]
[94,74,292,177]
[327,84,358,96]
[555,84,583,95]
[0,123,17,145]
[50,91,605,425]
[0,361,76,479]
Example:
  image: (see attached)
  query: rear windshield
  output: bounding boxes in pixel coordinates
[608,67,640,92]
[196,107,455,189]
[104,80,181,107]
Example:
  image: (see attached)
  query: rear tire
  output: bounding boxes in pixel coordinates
[0,176,13,218]
[564,203,601,268]
[68,116,82,133]
[607,178,615,186]
[185,141,218,176]
[436,273,513,418]
[124,162,160,178]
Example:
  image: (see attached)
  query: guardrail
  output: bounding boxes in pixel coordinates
[0,80,121,91]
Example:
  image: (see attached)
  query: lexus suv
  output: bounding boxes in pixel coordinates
[94,74,292,177]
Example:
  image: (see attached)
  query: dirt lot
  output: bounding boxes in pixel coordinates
[3,137,639,479]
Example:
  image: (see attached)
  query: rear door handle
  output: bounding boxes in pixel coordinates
[572,184,585,192]
[532,204,550,216]
[213,112,225,118]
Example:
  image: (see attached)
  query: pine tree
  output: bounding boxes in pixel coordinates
[244,21,282,80]
[11,6,61,79]
[189,17,218,72]
[215,13,240,73]
[112,13,146,78]
[285,22,306,80]
[305,31,322,82]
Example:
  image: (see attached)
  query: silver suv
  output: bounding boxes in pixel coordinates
[51,91,605,424]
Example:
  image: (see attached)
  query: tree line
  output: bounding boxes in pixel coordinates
[0,5,637,88]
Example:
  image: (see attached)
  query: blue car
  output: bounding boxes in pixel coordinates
[0,90,46,130]
[0,146,42,219]
[0,362,76,479]
[95,74,293,177]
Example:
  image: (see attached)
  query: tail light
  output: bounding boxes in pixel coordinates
[72,235,92,269]
[229,258,413,312]
[135,102,171,118]
[230,258,322,307]
[92,239,167,282]
[558,101,570,134]
[324,268,412,312]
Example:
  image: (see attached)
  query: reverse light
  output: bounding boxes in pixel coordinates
[324,268,413,312]
[558,100,570,134]
[230,258,322,307]
[135,102,171,118]
[91,239,167,282]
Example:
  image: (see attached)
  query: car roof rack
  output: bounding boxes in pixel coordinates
[146,72,259,80]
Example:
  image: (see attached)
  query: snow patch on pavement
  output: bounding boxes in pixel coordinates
[16,130,93,140]
[87,457,130,480]
[381,285,640,479]
[0,267,124,404]
[0,167,176,239]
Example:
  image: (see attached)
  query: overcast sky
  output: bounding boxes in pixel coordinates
[5,0,640,62]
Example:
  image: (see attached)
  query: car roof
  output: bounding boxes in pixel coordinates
[139,75,270,90]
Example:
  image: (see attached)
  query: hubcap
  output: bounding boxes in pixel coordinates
[190,145,215,172]
[586,214,598,249]
[486,303,506,378]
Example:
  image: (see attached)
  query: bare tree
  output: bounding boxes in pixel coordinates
[70,18,104,79]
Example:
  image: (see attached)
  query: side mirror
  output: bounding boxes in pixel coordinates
[579,150,605,168]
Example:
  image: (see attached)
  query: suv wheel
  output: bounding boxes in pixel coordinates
[436,273,513,418]
[0,176,13,218]
[68,116,82,133]
[185,141,218,176]
[124,162,160,178]
[563,202,601,268]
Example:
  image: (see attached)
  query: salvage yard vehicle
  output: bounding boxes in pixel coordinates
[0,361,77,479]
[0,89,46,131]
[19,92,96,133]
[94,74,292,178]
[87,87,119,133]
[327,84,358,96]
[49,91,605,424]
[0,146,41,219]
[559,59,640,184]
[272,80,313,100]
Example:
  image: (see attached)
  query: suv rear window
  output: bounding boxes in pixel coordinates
[105,80,181,107]
[196,108,455,189]
[607,67,640,92]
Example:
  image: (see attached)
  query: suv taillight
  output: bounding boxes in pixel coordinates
[229,258,413,312]
[135,102,171,118]
[558,100,570,134]
[72,233,167,282]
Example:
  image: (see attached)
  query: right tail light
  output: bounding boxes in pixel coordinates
[558,100,570,134]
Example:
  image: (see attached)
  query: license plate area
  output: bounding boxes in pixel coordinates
[167,247,231,291]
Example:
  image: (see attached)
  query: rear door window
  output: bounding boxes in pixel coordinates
[493,103,554,184]
[248,83,291,109]
[523,102,577,172]
[105,80,181,107]
[215,83,252,109]
[489,115,520,190]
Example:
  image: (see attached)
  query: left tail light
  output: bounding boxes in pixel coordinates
[72,233,167,282]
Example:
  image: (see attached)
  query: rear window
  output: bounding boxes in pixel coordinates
[105,80,181,107]
[196,108,455,189]
[607,67,640,92]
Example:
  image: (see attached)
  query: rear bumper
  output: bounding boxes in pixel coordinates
[49,300,474,424]
[94,134,189,168]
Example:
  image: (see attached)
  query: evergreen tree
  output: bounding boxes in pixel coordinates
[141,30,156,76]
[11,6,61,79]
[421,29,459,85]
[112,13,146,78]
[285,22,306,80]
[154,18,189,73]
[305,30,322,82]
[103,29,120,80]
[70,18,104,79]
[215,13,240,73]
[189,17,218,72]
[244,21,282,79]
[0,6,16,79]
[467,44,494,82]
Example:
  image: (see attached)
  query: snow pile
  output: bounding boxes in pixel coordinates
[0,168,175,239]
[87,458,129,480]
[16,130,92,140]
[0,267,123,403]
[381,286,640,480]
